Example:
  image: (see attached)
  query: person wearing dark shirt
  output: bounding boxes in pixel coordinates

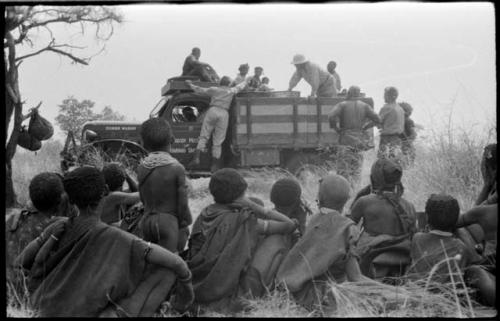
[328,85,381,181]
[181,47,213,82]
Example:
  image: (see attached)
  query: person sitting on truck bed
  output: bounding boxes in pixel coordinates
[258,77,273,92]
[328,85,381,182]
[288,54,337,98]
[99,162,140,226]
[348,158,416,280]
[16,166,194,317]
[181,47,214,82]
[247,66,264,91]
[186,168,295,313]
[327,60,342,93]
[137,118,192,253]
[186,76,250,172]
[231,63,250,87]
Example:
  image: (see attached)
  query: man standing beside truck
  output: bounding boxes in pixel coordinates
[328,86,381,181]
[186,76,249,172]
[288,54,337,98]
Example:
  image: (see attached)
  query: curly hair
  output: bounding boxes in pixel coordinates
[29,172,65,212]
[140,118,173,151]
[209,168,248,204]
[270,177,302,208]
[63,166,106,208]
[425,194,460,232]
[102,162,126,191]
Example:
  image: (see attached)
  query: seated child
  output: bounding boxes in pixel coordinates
[99,162,140,225]
[277,174,376,313]
[408,194,475,282]
[6,172,68,298]
[16,166,194,317]
[186,168,295,313]
[258,77,273,92]
[240,178,306,298]
[348,159,416,279]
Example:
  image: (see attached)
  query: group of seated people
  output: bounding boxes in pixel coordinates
[6,115,497,316]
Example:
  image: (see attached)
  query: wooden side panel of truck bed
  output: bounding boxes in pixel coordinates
[233,96,374,149]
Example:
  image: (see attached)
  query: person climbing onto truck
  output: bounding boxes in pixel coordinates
[248,66,264,91]
[186,76,250,172]
[181,47,214,82]
[328,85,381,182]
[288,54,337,98]
[230,63,250,87]
[137,118,192,253]
[327,60,342,93]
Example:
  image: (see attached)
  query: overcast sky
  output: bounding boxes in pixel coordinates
[14,2,496,141]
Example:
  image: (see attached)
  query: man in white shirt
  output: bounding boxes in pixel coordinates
[186,77,249,172]
[288,54,337,98]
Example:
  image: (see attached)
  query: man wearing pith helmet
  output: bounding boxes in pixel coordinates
[288,54,337,98]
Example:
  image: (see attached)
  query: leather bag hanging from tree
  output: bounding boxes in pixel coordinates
[28,108,54,141]
[17,126,42,151]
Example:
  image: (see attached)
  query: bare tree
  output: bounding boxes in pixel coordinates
[4,6,123,208]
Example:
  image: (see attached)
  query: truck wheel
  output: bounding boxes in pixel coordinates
[284,152,329,179]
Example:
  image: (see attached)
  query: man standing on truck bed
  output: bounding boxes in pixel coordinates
[288,54,337,98]
[182,47,213,82]
[328,85,381,181]
[186,76,249,172]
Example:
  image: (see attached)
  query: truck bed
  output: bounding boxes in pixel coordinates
[231,96,375,167]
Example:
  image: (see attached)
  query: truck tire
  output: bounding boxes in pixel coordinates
[283,152,329,179]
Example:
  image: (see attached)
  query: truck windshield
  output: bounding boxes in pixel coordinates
[150,96,170,118]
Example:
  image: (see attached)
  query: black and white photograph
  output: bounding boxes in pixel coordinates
[4,1,497,317]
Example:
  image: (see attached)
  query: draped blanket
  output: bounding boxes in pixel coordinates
[276,210,356,293]
[30,216,150,317]
[187,203,259,304]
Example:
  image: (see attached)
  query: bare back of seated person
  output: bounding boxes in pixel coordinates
[137,162,191,252]
[350,194,415,236]
[138,164,185,215]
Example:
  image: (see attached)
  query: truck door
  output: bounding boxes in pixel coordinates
[161,93,212,171]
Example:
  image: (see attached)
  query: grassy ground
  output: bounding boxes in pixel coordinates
[6,127,497,317]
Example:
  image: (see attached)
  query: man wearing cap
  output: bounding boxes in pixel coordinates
[186,76,249,172]
[182,47,213,82]
[248,66,264,91]
[288,54,337,98]
[327,61,342,93]
[231,63,250,87]
[328,85,381,181]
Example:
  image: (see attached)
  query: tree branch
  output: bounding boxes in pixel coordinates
[46,47,89,65]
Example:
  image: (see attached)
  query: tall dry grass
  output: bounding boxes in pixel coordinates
[7,125,497,317]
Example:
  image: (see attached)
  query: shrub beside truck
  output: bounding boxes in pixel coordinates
[61,77,375,176]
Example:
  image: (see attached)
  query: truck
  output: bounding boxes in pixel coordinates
[62,76,375,176]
